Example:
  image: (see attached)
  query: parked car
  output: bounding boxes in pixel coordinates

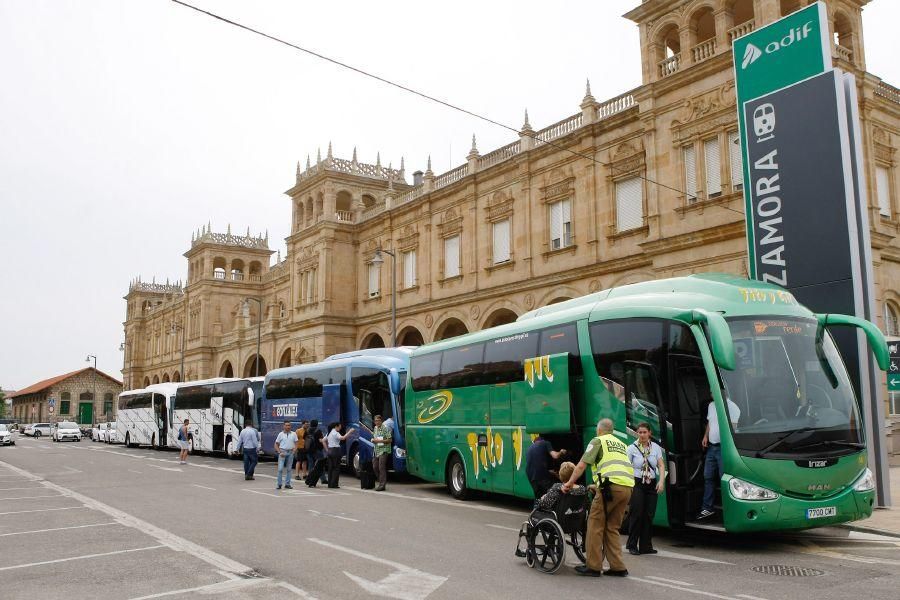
[25,423,51,437]
[52,421,82,442]
[104,422,118,444]
[0,424,15,446]
[92,423,107,442]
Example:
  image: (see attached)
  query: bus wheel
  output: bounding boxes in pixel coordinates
[124,433,131,448]
[226,437,238,460]
[447,454,470,500]
[188,436,194,454]
[351,446,361,478]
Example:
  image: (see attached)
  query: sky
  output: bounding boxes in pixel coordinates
[1,0,899,391]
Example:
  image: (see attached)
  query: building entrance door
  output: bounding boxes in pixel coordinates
[78,403,94,426]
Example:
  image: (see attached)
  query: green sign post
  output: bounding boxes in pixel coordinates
[732,1,831,276]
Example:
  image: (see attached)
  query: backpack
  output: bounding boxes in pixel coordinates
[305,428,318,453]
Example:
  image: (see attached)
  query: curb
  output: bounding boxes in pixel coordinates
[837,522,900,539]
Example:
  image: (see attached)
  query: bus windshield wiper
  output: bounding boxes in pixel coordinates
[792,439,865,451]
[755,427,818,458]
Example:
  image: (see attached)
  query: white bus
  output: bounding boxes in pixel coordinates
[116,385,176,448]
[171,378,260,455]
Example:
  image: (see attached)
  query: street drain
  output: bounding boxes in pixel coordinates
[751,565,824,577]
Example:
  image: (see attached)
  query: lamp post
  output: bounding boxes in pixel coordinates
[119,341,127,392]
[371,247,397,347]
[169,321,185,381]
[244,298,263,377]
[85,354,97,427]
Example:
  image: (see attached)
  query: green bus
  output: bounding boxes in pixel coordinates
[405,274,889,532]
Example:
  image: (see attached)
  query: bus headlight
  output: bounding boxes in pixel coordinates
[853,468,875,492]
[728,477,779,500]
[395,447,406,458]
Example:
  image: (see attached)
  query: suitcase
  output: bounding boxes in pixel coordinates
[360,461,376,489]
[305,458,327,487]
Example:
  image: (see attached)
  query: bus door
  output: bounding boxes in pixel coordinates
[210,395,224,452]
[489,384,513,493]
[350,369,392,466]
[154,394,168,448]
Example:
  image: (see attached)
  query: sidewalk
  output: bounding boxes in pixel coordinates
[843,465,900,537]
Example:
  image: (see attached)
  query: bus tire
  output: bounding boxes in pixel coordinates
[188,436,194,454]
[447,453,470,500]
[124,433,131,448]
[226,436,238,459]
[350,445,361,478]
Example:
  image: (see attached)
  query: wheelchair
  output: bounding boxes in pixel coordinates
[515,491,588,574]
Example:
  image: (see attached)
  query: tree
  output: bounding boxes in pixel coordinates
[0,389,6,419]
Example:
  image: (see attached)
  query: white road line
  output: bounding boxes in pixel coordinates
[0,486,44,491]
[485,524,520,532]
[191,484,216,491]
[127,577,272,600]
[242,489,332,498]
[343,486,526,516]
[0,493,64,500]
[0,506,86,516]
[310,537,419,571]
[737,595,772,600]
[646,575,695,586]
[308,509,359,522]
[0,545,166,571]
[631,576,741,600]
[128,469,143,474]
[0,522,118,537]
[651,548,735,565]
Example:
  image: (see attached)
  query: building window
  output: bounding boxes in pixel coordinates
[876,166,892,218]
[549,199,572,250]
[279,302,286,319]
[728,130,743,191]
[492,219,511,264]
[402,250,417,288]
[367,262,380,298]
[60,400,70,415]
[704,136,722,198]
[444,235,461,278]
[615,177,644,232]
[683,145,698,202]
[885,302,899,337]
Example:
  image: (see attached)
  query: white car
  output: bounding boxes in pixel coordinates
[52,421,82,442]
[92,423,107,442]
[0,424,16,446]
[25,423,51,438]
[104,422,118,444]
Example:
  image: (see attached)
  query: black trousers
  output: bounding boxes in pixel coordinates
[327,448,342,488]
[626,479,658,552]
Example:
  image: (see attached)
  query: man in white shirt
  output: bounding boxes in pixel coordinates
[274,421,299,490]
[698,399,741,519]
[325,422,355,489]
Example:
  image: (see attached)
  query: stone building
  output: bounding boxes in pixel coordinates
[123,0,900,422]
[9,368,122,425]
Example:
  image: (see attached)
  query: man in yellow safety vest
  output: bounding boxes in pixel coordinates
[563,418,635,577]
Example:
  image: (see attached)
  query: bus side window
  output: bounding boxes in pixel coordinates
[538,323,582,376]
[439,344,485,388]
[483,332,537,384]
[411,352,442,391]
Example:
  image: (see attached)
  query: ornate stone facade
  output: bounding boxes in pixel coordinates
[124,1,900,427]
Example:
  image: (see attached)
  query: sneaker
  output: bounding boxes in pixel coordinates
[285,485,293,490]
[575,566,603,577]
[603,569,628,577]
[276,485,282,490]
[697,509,715,520]
[295,475,301,480]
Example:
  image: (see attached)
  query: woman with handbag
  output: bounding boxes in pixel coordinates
[625,422,666,555]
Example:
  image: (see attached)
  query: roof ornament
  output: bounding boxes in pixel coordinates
[306,154,311,170]
[327,141,333,160]
[426,154,433,175]
[521,109,533,133]
[467,133,480,160]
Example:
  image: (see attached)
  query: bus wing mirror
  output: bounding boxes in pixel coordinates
[815,313,891,371]
[691,309,736,371]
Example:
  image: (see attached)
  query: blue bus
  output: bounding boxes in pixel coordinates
[262,348,411,473]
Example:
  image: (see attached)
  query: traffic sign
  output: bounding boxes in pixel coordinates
[888,343,900,391]
[48,398,55,408]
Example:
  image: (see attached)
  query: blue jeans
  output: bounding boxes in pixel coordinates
[702,444,723,511]
[277,451,294,488]
[243,448,258,477]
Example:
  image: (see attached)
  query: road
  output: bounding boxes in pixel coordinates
[1,435,898,600]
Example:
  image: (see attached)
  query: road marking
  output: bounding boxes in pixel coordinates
[737,595,772,600]
[0,486,44,491]
[128,469,143,474]
[796,539,900,566]
[646,575,695,586]
[631,576,742,600]
[127,577,279,600]
[310,538,447,600]
[191,484,216,491]
[148,464,183,473]
[308,509,359,522]
[0,493,64,500]
[242,489,332,498]
[344,486,526,516]
[0,544,166,571]
[0,522,118,537]
[485,524,520,532]
[0,506,86,516]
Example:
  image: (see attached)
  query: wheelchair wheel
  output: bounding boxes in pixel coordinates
[570,528,586,564]
[531,518,566,574]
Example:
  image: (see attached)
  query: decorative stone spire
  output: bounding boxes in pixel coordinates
[327,141,333,160]
[306,154,311,170]
[246,226,251,237]
[207,221,211,233]
[467,134,480,160]
[521,109,533,133]
[296,161,301,181]
[580,78,597,124]
[387,162,394,191]
[265,229,269,242]
[399,156,406,179]
[425,155,433,176]
[227,223,231,235]
[376,151,382,169]
[520,109,535,151]
[317,147,322,165]
[352,146,358,164]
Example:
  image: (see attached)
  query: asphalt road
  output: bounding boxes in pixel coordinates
[1,435,898,600]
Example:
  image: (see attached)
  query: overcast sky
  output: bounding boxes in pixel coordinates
[1,0,898,391]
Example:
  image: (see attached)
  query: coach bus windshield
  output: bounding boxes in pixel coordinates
[719,317,863,458]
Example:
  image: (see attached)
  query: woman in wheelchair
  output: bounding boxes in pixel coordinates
[515,462,589,574]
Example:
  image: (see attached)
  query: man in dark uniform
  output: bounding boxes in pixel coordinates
[525,433,567,501]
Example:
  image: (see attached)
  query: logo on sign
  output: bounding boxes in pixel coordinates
[270,404,297,418]
[742,43,762,69]
[417,391,453,424]
[740,22,815,70]
[808,460,828,468]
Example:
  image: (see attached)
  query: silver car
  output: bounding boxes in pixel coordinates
[25,423,51,438]
[0,424,15,446]
[52,421,82,442]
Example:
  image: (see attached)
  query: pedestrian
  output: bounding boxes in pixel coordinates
[295,420,308,481]
[525,433,567,502]
[698,399,740,520]
[235,417,261,480]
[563,418,634,577]
[535,461,586,511]
[177,418,190,465]
[625,422,666,555]
[306,419,327,485]
[372,414,392,491]
[274,420,298,490]
[325,422,356,489]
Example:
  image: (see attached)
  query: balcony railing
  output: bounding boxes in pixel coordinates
[728,20,755,42]
[691,39,717,64]
[833,44,853,63]
[335,210,354,223]
[659,53,681,78]
[875,81,900,105]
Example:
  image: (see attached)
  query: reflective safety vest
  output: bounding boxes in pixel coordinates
[592,433,635,488]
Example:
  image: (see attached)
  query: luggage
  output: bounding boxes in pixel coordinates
[360,460,376,490]
[305,458,327,487]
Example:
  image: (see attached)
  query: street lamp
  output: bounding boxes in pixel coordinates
[119,341,127,392]
[85,354,97,427]
[169,321,185,381]
[243,298,262,377]
[371,246,396,347]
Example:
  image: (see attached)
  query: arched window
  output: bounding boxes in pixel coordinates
[885,302,899,337]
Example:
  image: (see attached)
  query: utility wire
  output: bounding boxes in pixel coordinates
[170,0,745,216]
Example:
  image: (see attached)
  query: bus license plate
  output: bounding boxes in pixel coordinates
[807,507,836,519]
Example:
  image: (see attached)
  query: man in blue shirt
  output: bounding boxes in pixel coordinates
[235,418,261,480]
[274,421,299,490]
